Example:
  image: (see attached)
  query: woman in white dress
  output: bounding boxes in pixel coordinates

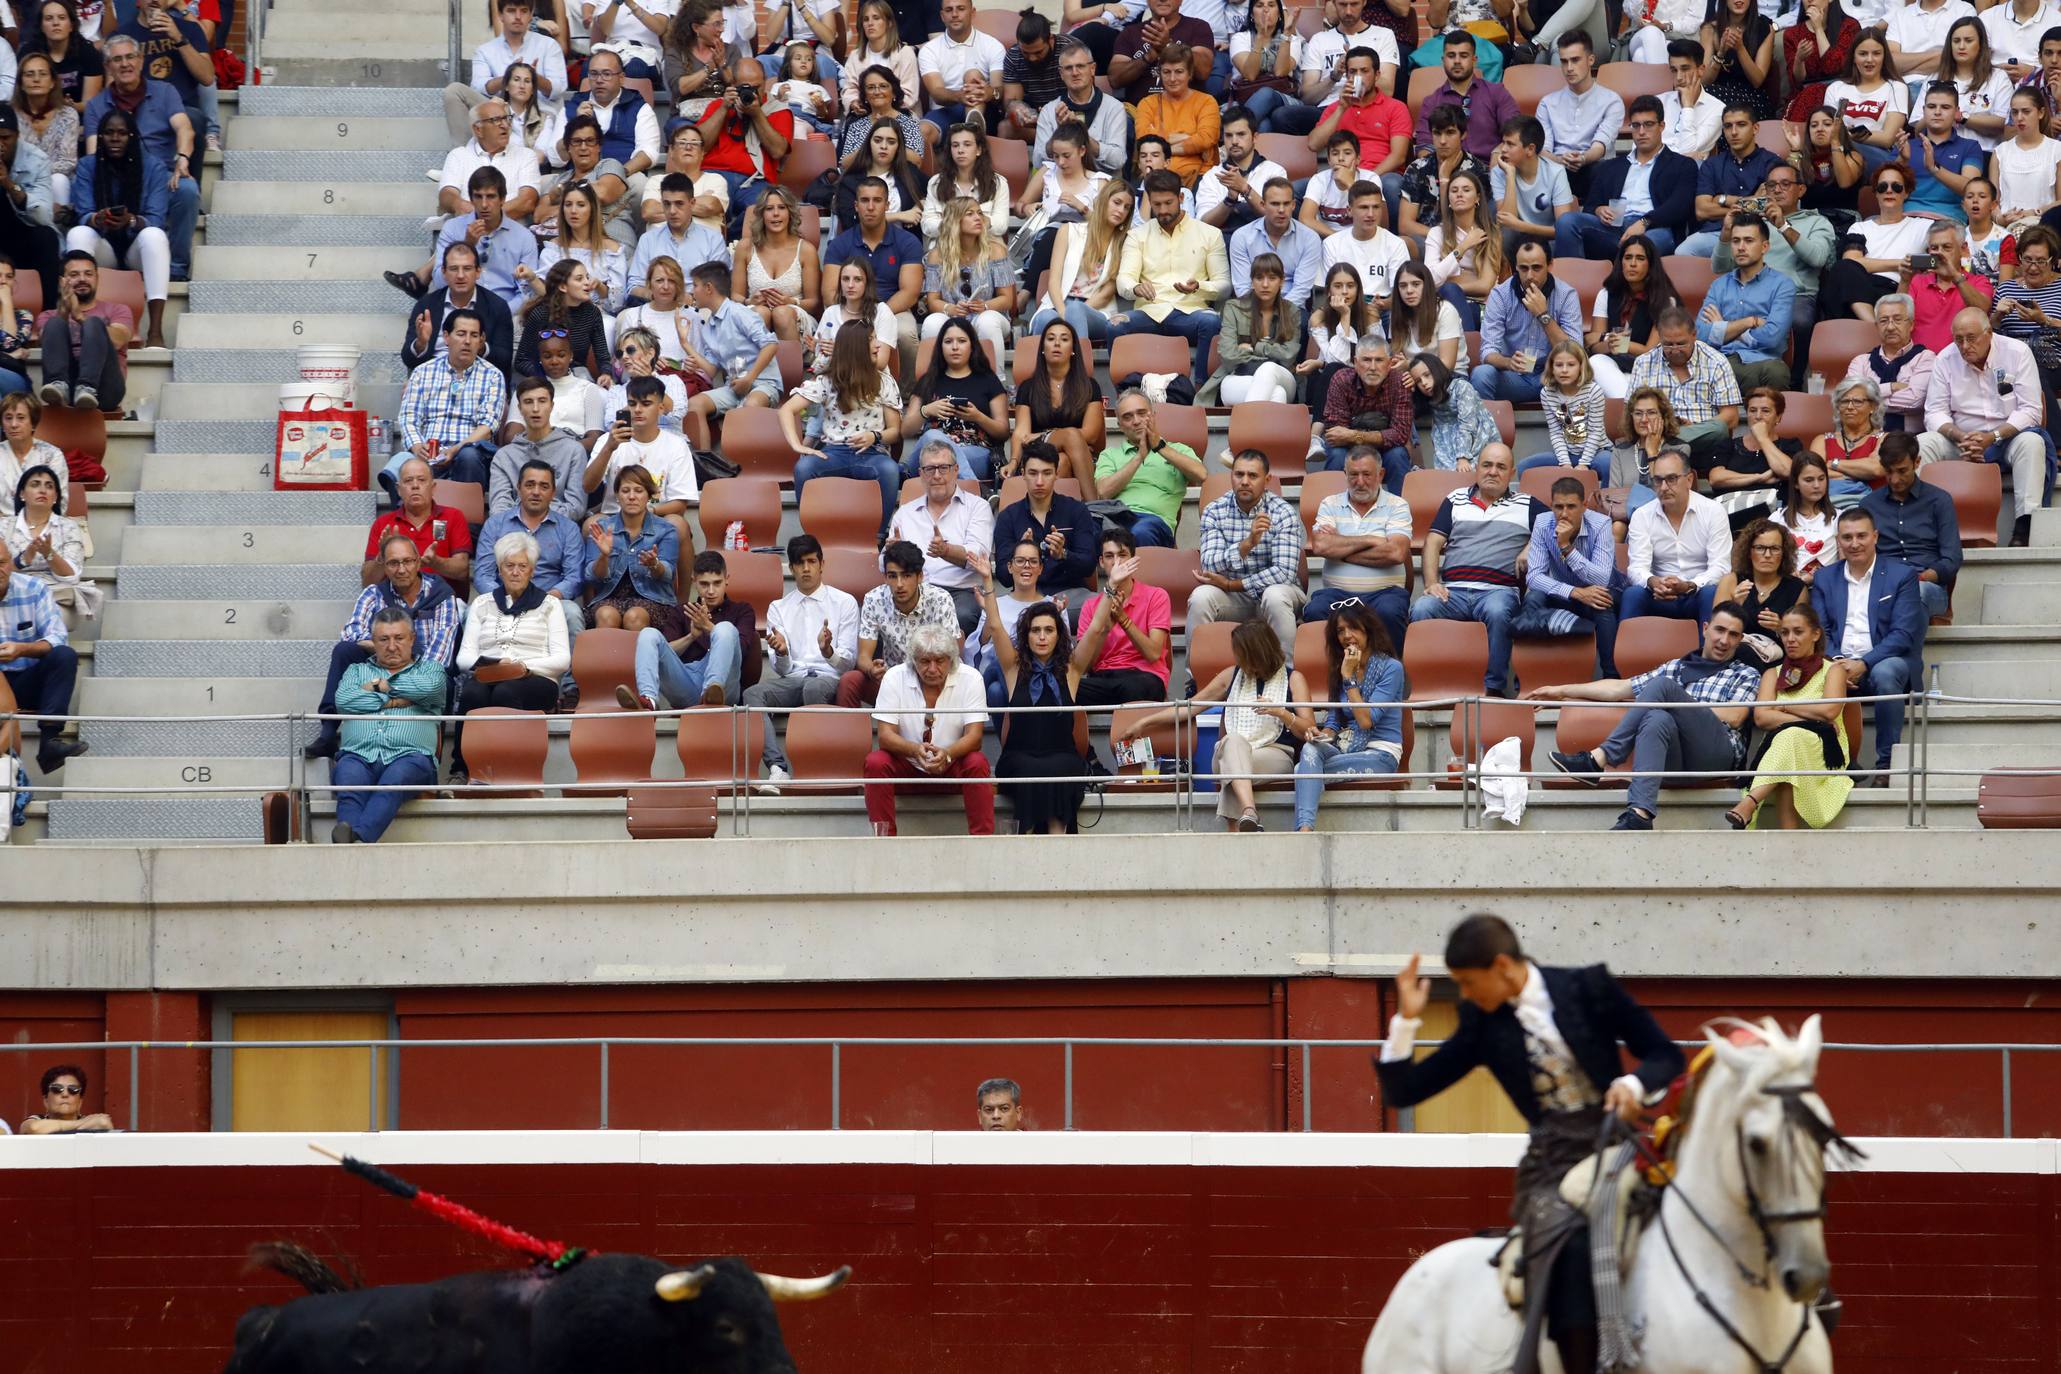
[732,185,821,342]
[615,258,695,366]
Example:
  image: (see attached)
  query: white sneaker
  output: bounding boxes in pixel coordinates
[755,764,791,796]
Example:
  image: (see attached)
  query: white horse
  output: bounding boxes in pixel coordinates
[1363,1015,1854,1374]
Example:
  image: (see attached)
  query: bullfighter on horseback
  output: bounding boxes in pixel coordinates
[1375,913,1687,1374]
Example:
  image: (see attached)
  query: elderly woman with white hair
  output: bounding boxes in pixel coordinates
[1840,292,1931,433]
[861,622,994,837]
[449,529,572,784]
[1808,373,1887,508]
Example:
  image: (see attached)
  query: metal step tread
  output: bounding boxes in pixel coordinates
[203,214,437,247]
[130,490,377,525]
[186,280,416,315]
[114,565,365,599]
[171,348,408,384]
[44,796,266,841]
[92,639,334,678]
[221,150,447,183]
[237,85,446,118]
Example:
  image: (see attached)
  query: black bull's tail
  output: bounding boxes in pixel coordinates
[245,1242,361,1295]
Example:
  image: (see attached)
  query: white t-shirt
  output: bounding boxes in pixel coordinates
[1852,215,1934,280]
[767,78,833,119]
[438,139,545,197]
[872,660,988,744]
[1992,135,2061,213]
[1196,158,1285,222]
[582,0,677,54]
[771,0,840,46]
[916,30,1007,92]
[1982,1,2055,66]
[1301,24,1397,87]
[1393,299,1469,372]
[604,374,691,434]
[642,169,730,237]
[1230,30,1304,66]
[813,301,897,370]
[1322,227,1412,302]
[617,304,691,363]
[1885,0,1975,58]
[1952,69,2017,150]
[596,430,698,512]
[1825,79,1910,139]
[1306,171,1356,231]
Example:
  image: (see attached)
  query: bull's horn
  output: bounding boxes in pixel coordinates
[656,1264,719,1302]
[756,1265,852,1302]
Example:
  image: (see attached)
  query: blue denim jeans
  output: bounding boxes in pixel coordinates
[381,442,493,502]
[333,750,439,842]
[1853,652,1921,770]
[1293,739,1400,828]
[1518,586,1621,678]
[1621,582,1718,624]
[1518,452,1606,475]
[1439,281,1481,331]
[635,621,742,706]
[1111,509,1176,547]
[904,427,994,480]
[794,443,899,540]
[1027,300,1114,344]
[1555,212,1675,261]
[1243,85,1320,134]
[1470,364,1542,405]
[1410,584,1519,693]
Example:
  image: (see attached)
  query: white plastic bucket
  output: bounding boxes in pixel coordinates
[296,344,361,404]
[278,381,352,413]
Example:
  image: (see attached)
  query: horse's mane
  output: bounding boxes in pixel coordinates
[1665,1017,1865,1167]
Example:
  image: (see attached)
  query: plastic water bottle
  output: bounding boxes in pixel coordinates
[366,414,387,453]
[725,520,749,552]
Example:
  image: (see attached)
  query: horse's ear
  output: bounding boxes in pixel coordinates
[1705,1027,1758,1080]
[1796,1014,1823,1070]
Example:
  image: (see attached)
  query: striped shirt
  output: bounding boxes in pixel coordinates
[1429,488,1548,590]
[396,354,508,453]
[1627,340,1741,428]
[1313,490,1412,595]
[1542,381,1607,466]
[1990,276,2061,369]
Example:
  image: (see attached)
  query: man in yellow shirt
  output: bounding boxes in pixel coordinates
[1112,170,1232,384]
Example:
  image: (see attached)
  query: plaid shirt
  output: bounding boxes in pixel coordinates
[1323,365,1415,451]
[1628,653,1762,762]
[1627,340,1740,428]
[396,354,508,452]
[1199,490,1304,594]
[0,572,65,674]
[340,579,464,666]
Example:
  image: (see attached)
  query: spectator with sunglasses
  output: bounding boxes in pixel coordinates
[19,1063,114,1133]
[1818,163,1932,322]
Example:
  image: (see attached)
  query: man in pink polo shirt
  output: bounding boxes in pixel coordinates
[1074,527,1173,706]
[1306,46,1410,230]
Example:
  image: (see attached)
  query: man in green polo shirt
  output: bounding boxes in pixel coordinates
[1087,387,1208,548]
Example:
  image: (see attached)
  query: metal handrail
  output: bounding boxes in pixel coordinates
[8,1037,2049,1137]
[449,0,463,84]
[2,690,2043,832]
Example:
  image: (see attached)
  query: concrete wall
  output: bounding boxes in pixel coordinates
[2,832,2054,990]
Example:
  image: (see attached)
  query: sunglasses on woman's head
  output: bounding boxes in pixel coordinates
[538,328,569,340]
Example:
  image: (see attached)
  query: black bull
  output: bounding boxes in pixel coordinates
[224,1247,850,1374]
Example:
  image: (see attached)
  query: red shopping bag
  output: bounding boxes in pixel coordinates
[275,405,368,492]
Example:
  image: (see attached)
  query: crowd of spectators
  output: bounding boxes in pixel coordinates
[1,0,2034,834]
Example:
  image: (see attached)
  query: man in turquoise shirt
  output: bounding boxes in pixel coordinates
[331,607,448,844]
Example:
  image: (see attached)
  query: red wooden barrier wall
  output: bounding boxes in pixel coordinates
[0,1155,2052,1374]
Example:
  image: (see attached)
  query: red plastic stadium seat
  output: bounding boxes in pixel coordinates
[1188,621,1235,688]
[1108,701,1185,790]
[1437,699,1536,787]
[822,545,886,601]
[675,707,764,786]
[1402,620,1490,701]
[1519,464,1599,508]
[1921,460,2002,549]
[1807,320,1877,389]
[799,475,884,552]
[696,477,782,550]
[779,139,836,195]
[1402,468,1470,549]
[1775,391,1832,442]
[1133,546,1201,631]
[720,407,797,483]
[1616,616,1700,678]
[1109,333,1191,382]
[1513,635,1601,694]
[1662,256,1714,319]
[462,707,548,797]
[571,628,640,710]
[783,708,874,793]
[1155,403,1210,465]
[569,710,656,795]
[1552,704,1630,785]
[723,549,786,623]
[1226,401,1314,480]
[433,479,485,528]
[1485,400,1516,449]
[1597,62,1673,110]
[1502,65,1566,115]
[1298,470,1345,536]
[1254,133,1317,183]
[1977,767,2061,827]
[1553,258,1610,314]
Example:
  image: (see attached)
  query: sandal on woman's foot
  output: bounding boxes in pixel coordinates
[1237,810,1263,833]
[1724,797,1758,830]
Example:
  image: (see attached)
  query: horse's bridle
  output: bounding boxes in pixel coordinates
[1652,1078,1865,1374]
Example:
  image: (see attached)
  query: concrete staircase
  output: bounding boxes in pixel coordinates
[42,9,469,842]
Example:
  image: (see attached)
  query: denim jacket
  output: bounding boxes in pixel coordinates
[583,511,679,605]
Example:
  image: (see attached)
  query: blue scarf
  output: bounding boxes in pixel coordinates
[1027,659,1062,706]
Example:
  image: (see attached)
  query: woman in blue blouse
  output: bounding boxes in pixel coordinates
[1293,600,1407,831]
